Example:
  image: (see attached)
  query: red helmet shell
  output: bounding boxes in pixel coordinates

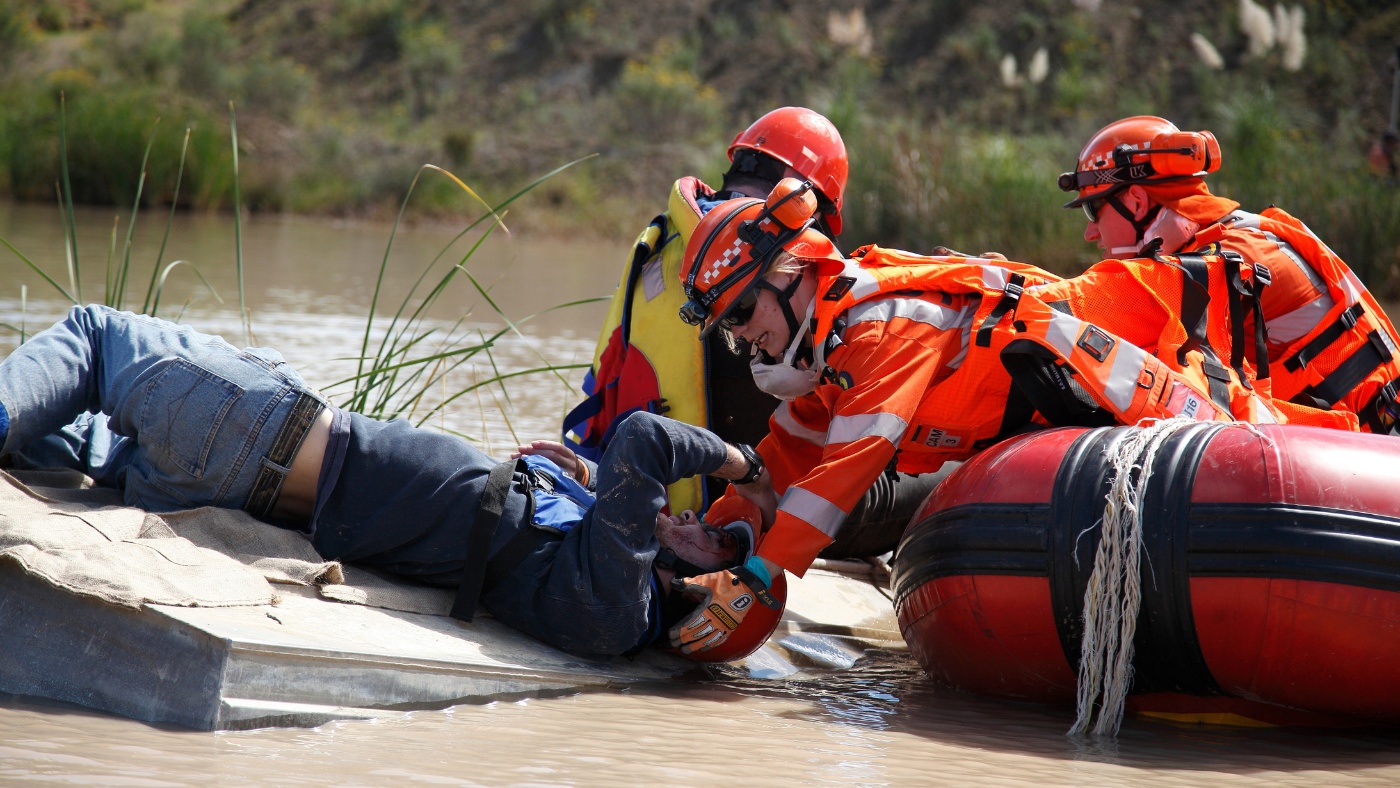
[679,196,841,338]
[730,107,849,234]
[1058,115,1222,207]
[676,572,788,663]
[672,495,788,663]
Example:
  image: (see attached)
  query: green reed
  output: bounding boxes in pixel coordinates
[334,156,604,432]
[0,95,602,442]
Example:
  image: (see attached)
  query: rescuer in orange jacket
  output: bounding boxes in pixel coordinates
[565,107,940,558]
[1060,115,1400,433]
[661,178,1320,655]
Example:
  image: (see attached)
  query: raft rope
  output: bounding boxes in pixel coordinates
[1068,417,1198,737]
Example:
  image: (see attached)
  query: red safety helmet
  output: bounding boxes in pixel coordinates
[730,107,849,234]
[1058,115,1222,208]
[672,496,789,663]
[678,178,841,339]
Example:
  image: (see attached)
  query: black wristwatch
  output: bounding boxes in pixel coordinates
[733,443,764,485]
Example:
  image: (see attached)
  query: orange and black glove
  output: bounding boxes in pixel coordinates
[667,560,782,654]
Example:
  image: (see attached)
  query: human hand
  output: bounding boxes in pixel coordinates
[667,562,781,653]
[513,440,588,484]
[932,245,1007,261]
[732,468,777,530]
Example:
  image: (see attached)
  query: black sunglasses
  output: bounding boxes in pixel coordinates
[1082,196,1107,223]
[718,289,760,330]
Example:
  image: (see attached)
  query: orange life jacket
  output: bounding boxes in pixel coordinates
[805,247,1065,475]
[805,247,1314,469]
[750,246,1346,575]
[1007,250,1304,428]
[1194,208,1400,433]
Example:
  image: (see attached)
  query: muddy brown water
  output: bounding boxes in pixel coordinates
[1,201,1399,785]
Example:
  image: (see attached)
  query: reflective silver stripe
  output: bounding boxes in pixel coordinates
[947,320,972,370]
[1224,210,1261,230]
[779,487,847,538]
[842,259,884,301]
[1340,270,1365,306]
[1260,231,1325,290]
[1103,335,1151,412]
[1045,310,1080,357]
[828,412,908,446]
[846,296,975,332]
[1252,396,1279,424]
[1268,294,1335,344]
[982,266,1010,290]
[773,401,826,446]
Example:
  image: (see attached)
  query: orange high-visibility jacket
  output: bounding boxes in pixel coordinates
[738,246,1314,576]
[1193,208,1400,432]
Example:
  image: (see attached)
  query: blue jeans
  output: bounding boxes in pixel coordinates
[0,305,323,514]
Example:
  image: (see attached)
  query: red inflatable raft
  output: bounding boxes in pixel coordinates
[893,423,1400,727]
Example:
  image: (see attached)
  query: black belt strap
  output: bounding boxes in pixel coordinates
[1282,302,1365,374]
[1299,330,1393,409]
[244,392,324,520]
[975,273,1025,348]
[452,458,526,622]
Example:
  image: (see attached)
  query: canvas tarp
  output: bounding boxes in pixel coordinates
[0,469,453,616]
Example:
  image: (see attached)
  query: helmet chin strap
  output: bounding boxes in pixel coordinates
[763,268,806,342]
[732,270,808,358]
[1105,195,1163,257]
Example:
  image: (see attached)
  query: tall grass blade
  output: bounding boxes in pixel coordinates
[144,128,191,314]
[0,234,75,303]
[113,119,160,311]
[354,155,596,411]
[149,260,224,317]
[58,93,82,303]
[229,102,249,345]
[104,215,118,304]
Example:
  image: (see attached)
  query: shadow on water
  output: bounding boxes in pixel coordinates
[688,650,1400,775]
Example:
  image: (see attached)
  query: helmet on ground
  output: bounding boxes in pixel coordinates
[678,178,840,340]
[1057,115,1222,208]
[673,496,789,664]
[729,107,849,234]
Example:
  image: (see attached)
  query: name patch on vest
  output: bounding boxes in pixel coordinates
[911,425,963,448]
[823,276,856,301]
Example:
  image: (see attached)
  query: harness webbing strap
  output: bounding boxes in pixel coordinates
[1361,376,1400,435]
[1249,263,1272,381]
[975,273,1025,348]
[1173,256,1212,366]
[1199,348,1235,411]
[1282,302,1366,374]
[1171,255,1235,409]
[451,458,527,622]
[1301,330,1392,409]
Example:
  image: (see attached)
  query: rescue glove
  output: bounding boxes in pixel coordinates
[667,557,782,654]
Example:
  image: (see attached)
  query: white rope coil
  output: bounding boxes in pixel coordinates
[1068,417,1199,737]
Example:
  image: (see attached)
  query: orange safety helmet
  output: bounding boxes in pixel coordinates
[730,107,849,234]
[1058,115,1222,208]
[678,178,841,339]
[671,495,789,663]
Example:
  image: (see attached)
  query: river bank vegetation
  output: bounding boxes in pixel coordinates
[0,0,1396,288]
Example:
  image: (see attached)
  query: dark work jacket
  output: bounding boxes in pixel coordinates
[312,411,727,658]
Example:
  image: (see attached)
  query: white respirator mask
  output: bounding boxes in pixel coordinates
[749,299,818,400]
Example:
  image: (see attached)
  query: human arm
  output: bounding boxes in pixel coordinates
[753,312,958,576]
[671,307,962,653]
[513,439,598,489]
[525,412,732,656]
